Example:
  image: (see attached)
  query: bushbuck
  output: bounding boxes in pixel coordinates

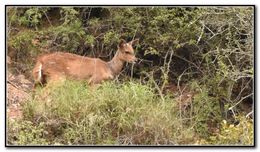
[32,39,139,87]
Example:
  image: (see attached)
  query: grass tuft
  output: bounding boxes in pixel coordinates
[7,80,253,145]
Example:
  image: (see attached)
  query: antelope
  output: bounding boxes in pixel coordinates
[32,39,139,87]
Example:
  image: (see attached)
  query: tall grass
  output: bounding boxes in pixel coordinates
[7,80,253,145]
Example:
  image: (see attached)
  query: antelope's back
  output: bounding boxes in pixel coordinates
[38,52,107,80]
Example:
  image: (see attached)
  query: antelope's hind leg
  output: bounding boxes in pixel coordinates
[43,72,67,88]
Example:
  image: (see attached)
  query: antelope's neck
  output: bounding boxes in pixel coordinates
[108,51,125,76]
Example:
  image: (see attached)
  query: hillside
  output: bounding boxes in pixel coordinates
[6,6,254,146]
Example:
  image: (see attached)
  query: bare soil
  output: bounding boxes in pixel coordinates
[7,72,33,120]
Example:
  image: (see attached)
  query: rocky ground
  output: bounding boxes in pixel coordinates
[7,71,33,120]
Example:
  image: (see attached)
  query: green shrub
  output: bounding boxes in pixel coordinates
[20,80,180,145]
[7,80,253,145]
[8,80,196,145]
[197,116,254,145]
[7,120,48,145]
[6,6,254,146]
[214,117,254,145]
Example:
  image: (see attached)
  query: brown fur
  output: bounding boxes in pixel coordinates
[32,39,139,87]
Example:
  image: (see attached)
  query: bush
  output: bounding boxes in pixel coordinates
[7,6,254,146]
[7,80,253,145]
[18,80,180,145]
[7,120,48,145]
[197,117,253,145]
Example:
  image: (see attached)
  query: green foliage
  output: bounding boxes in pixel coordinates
[19,8,47,28]
[84,35,95,46]
[19,80,181,145]
[7,80,253,145]
[8,120,48,145]
[215,117,253,145]
[198,117,254,145]
[47,20,85,52]
[7,6,254,146]
[9,31,35,52]
[8,30,38,74]
[60,7,80,25]
[144,47,159,56]
[103,31,119,45]
[8,7,49,29]
[192,84,222,137]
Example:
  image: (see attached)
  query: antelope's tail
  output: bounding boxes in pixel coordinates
[33,61,43,84]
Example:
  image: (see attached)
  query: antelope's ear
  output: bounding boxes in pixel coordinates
[118,39,127,49]
[130,38,139,46]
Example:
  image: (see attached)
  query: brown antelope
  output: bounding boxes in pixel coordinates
[32,39,139,87]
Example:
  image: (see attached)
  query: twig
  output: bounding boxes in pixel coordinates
[229,93,253,110]
[130,63,135,79]
[7,80,20,89]
[204,24,215,36]
[173,54,204,74]
[132,24,140,41]
[177,67,192,93]
[234,79,252,102]
[87,8,92,20]
[7,80,30,95]
[197,23,205,44]
[137,58,153,64]
[161,48,174,91]
[44,11,53,27]
[176,67,192,122]
[144,72,165,102]
[246,111,253,118]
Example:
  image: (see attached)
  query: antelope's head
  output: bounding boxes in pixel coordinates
[117,39,139,63]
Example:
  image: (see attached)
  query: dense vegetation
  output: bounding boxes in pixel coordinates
[7,6,254,145]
